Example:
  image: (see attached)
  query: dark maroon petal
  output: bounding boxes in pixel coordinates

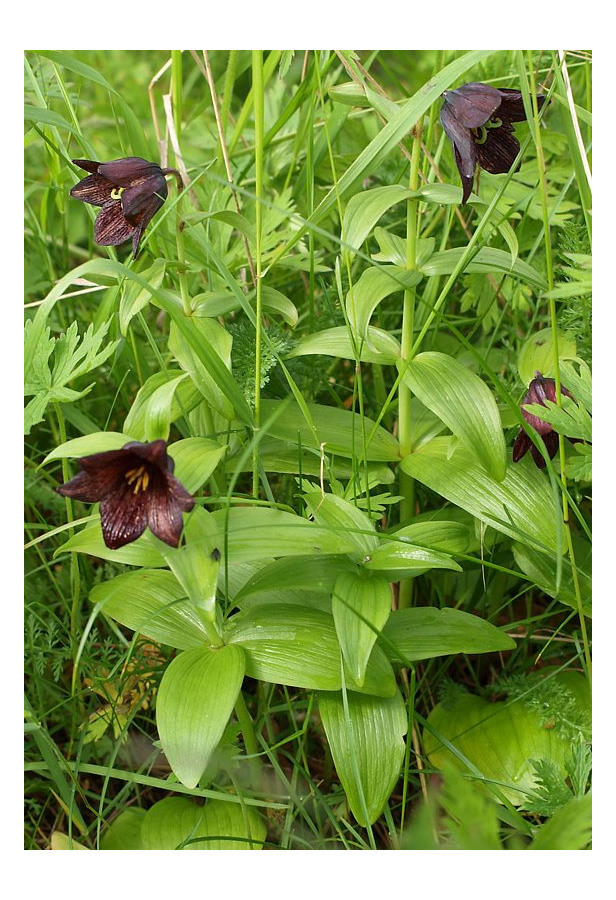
[440,105,477,204]
[146,493,186,548]
[476,123,521,175]
[70,173,114,207]
[131,226,145,259]
[97,157,163,186]
[93,202,135,247]
[124,440,170,472]
[542,430,560,460]
[512,429,531,463]
[100,483,149,549]
[121,174,168,222]
[72,159,102,174]
[442,83,502,129]
[530,443,547,469]
[57,450,131,502]
[497,89,545,123]
[164,472,196,513]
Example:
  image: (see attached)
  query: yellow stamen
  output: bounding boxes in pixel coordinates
[110,187,124,200]
[125,466,150,494]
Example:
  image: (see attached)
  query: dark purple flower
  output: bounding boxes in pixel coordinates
[440,82,545,204]
[70,157,178,258]
[512,372,573,469]
[57,440,195,549]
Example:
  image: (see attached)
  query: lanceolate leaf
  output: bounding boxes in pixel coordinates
[303,491,379,557]
[287,325,401,365]
[57,520,166,567]
[382,607,515,666]
[332,572,392,687]
[419,247,545,289]
[156,645,245,789]
[400,437,562,551]
[343,185,413,255]
[140,797,266,850]
[90,569,208,650]
[401,352,506,481]
[346,266,422,343]
[318,690,407,826]
[225,604,396,697]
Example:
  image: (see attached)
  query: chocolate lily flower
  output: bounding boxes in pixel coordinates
[440,82,545,204]
[57,440,195,549]
[70,157,178,258]
[512,372,573,469]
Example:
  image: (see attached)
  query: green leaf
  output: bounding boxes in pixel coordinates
[168,317,236,421]
[260,400,399,462]
[57,520,167,567]
[303,491,378,557]
[420,247,545,290]
[346,266,422,343]
[343,185,413,254]
[236,555,357,599]
[318,690,407,826]
[100,809,146,850]
[36,50,120,95]
[156,645,245,788]
[287,325,401,365]
[389,520,471,554]
[210,507,360,562]
[400,437,562,551]
[512,540,591,616]
[122,370,203,441]
[42,431,134,465]
[517,327,577,384]
[168,438,227,494]
[162,511,220,624]
[401,352,506,481]
[522,396,592,442]
[119,259,166,335]
[529,794,592,850]
[382,607,515,666]
[363,541,462,579]
[90,569,208,650]
[24,103,81,136]
[140,797,265,850]
[332,572,392,686]
[225,604,396,697]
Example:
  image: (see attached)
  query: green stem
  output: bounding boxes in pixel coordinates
[234,690,261,788]
[252,51,264,498]
[398,117,424,608]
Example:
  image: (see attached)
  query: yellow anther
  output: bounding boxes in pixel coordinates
[125,465,150,493]
[110,187,124,200]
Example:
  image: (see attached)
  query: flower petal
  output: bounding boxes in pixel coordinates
[100,483,149,549]
[97,157,163,186]
[121,174,168,222]
[440,106,477,204]
[72,159,102,174]
[70,174,114,207]
[57,450,130,502]
[497,89,545,123]
[476,123,521,175]
[512,429,531,463]
[146,492,186,548]
[442,83,501,129]
[94,202,135,247]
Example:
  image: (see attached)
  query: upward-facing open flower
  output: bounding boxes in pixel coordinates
[57,440,195,549]
[440,82,545,204]
[512,372,573,469]
[70,157,178,258]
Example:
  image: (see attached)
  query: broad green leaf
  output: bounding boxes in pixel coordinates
[100,809,146,850]
[260,400,400,461]
[382,607,515,666]
[346,266,422,343]
[156,645,245,788]
[287,325,401,365]
[400,437,562,551]
[517,327,577,384]
[236,555,357,599]
[193,285,298,327]
[42,431,134,465]
[225,604,397,697]
[390,520,471,554]
[119,259,166,334]
[328,81,372,108]
[303,491,378,557]
[332,572,392,686]
[420,247,545,290]
[423,672,591,806]
[162,510,220,624]
[57,520,166,567]
[363,542,462,579]
[122,370,203,441]
[169,317,235,421]
[135,373,189,442]
[529,794,592,850]
[210,507,360,562]
[401,352,506,481]
[90,569,208,650]
[318,690,407,826]
[140,797,265,850]
[343,185,412,254]
[522,397,592,442]
[168,437,227,494]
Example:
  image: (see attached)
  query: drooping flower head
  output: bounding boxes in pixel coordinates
[512,372,573,469]
[440,82,545,204]
[70,157,179,258]
[57,440,194,549]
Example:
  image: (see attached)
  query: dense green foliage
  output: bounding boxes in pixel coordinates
[25,50,591,851]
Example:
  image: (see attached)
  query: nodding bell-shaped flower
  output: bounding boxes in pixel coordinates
[57,440,195,549]
[512,372,573,469]
[70,157,179,258]
[440,82,545,204]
